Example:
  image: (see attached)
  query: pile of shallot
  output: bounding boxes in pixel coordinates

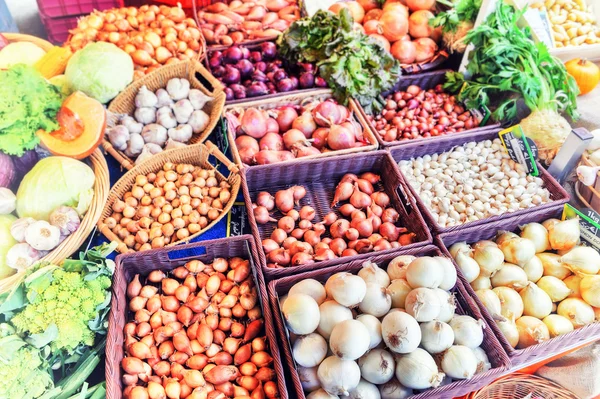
[121,257,280,399]
[229,99,370,166]
[253,173,416,268]
[280,256,491,398]
[451,217,600,349]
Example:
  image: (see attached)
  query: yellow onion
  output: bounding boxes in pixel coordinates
[475,289,505,322]
[564,275,582,299]
[493,287,523,320]
[543,314,574,338]
[537,276,571,302]
[470,276,491,291]
[516,316,549,348]
[496,231,519,246]
[473,244,504,277]
[522,255,543,283]
[547,218,580,251]
[520,282,552,319]
[538,253,571,280]
[499,237,536,266]
[490,263,528,289]
[580,275,600,307]
[558,298,595,328]
[448,242,471,259]
[455,251,480,283]
[497,318,519,348]
[561,246,600,275]
[520,223,550,253]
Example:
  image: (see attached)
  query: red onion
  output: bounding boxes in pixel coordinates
[327,124,356,150]
[299,206,316,221]
[330,219,350,238]
[292,112,317,138]
[360,172,380,184]
[382,208,399,223]
[262,239,279,254]
[314,248,336,261]
[276,107,299,131]
[371,192,390,208]
[282,129,307,150]
[271,228,287,244]
[259,132,284,151]
[241,109,268,139]
[350,189,372,209]
[329,237,347,256]
[267,249,290,266]
[331,181,355,207]
[278,216,295,233]
[256,192,275,210]
[275,189,294,212]
[253,206,275,224]
[292,252,314,266]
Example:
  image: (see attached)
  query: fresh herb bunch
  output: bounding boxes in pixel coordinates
[431,0,482,33]
[444,2,579,123]
[277,9,401,113]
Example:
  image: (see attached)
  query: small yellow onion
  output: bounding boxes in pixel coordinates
[493,287,524,320]
[561,246,600,275]
[490,263,528,289]
[537,276,572,302]
[471,276,492,291]
[448,242,471,259]
[497,318,519,348]
[499,237,536,266]
[520,282,552,319]
[543,314,574,338]
[558,298,595,328]
[522,256,543,283]
[542,218,560,230]
[496,231,519,246]
[473,244,504,277]
[475,289,505,322]
[516,316,550,348]
[455,251,480,283]
[520,223,551,253]
[564,275,583,298]
[388,278,413,309]
[547,218,580,251]
[580,275,600,307]
[538,253,571,280]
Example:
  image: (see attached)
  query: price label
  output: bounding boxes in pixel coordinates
[227,202,251,237]
[499,125,539,176]
[562,204,600,251]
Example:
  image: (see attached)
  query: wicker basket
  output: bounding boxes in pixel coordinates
[224,89,379,168]
[242,150,433,280]
[104,59,226,170]
[3,33,54,52]
[98,141,240,254]
[575,151,600,212]
[469,373,579,399]
[389,129,571,234]
[268,244,511,399]
[359,70,501,148]
[437,207,600,367]
[105,235,289,399]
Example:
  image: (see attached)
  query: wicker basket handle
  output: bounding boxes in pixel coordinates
[205,140,239,176]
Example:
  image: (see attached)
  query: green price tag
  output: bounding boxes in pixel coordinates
[562,204,600,251]
[499,125,539,176]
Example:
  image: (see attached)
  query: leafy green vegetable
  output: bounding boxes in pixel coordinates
[277,9,401,113]
[0,65,64,156]
[431,0,482,33]
[444,2,579,124]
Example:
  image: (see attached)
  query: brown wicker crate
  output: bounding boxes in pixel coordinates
[437,207,600,367]
[242,150,432,280]
[223,88,379,168]
[105,235,289,399]
[104,59,226,170]
[268,244,510,399]
[389,128,570,234]
[98,141,240,254]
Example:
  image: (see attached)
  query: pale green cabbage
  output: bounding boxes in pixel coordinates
[0,214,17,279]
[65,42,134,103]
[16,157,95,221]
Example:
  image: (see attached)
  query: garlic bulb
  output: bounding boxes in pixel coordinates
[561,246,600,275]
[381,311,421,354]
[395,348,445,389]
[449,315,484,349]
[0,187,16,215]
[10,217,36,242]
[359,283,392,317]
[558,298,595,328]
[387,279,412,309]
[455,251,480,283]
[543,314,574,337]
[188,89,213,110]
[49,206,80,236]
[522,255,543,283]
[434,288,456,323]
[441,345,478,380]
[378,378,413,399]
[6,243,41,271]
[520,282,553,319]
[357,314,383,349]
[25,220,61,251]
[537,276,571,302]
[516,316,549,348]
[317,356,361,396]
[581,275,600,307]
[520,223,550,253]
[358,261,390,287]
[493,287,523,320]
[318,300,353,339]
[329,319,370,360]
[499,237,536,266]
[420,320,454,354]
[490,263,528,289]
[547,218,580,251]
[325,272,367,307]
[289,279,326,305]
[473,244,504,277]
[135,85,158,108]
[282,294,320,335]
[475,289,505,321]
[358,349,395,385]
[293,333,328,368]
[386,255,415,280]
[472,347,492,373]
[435,256,458,290]
[405,288,441,322]
[405,257,443,289]
[348,379,381,399]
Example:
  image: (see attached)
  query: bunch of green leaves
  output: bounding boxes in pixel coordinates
[431,0,482,33]
[444,2,579,123]
[0,65,64,156]
[277,9,401,113]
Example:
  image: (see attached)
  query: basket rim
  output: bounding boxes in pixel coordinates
[470,373,580,399]
[4,33,54,52]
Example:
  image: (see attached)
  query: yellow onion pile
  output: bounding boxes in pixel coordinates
[450,217,600,349]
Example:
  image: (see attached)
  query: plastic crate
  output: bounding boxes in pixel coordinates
[36,0,123,19]
[38,10,80,45]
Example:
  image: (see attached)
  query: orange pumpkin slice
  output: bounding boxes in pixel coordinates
[37,91,106,159]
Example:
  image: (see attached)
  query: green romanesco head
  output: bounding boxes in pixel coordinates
[0,345,54,399]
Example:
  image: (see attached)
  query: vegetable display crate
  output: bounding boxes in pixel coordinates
[242,150,433,281]
[105,59,226,171]
[389,128,570,235]
[224,89,379,168]
[468,373,580,399]
[576,151,600,212]
[98,141,240,254]
[401,49,449,75]
[267,244,511,399]
[105,235,289,399]
[360,70,501,149]
[436,207,600,367]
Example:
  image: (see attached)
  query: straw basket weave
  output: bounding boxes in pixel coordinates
[3,33,54,52]
[98,141,240,254]
[469,374,579,399]
[105,59,226,170]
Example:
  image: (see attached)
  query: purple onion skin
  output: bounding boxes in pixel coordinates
[299,62,314,72]
[241,47,250,59]
[250,51,262,63]
[223,65,241,84]
[299,72,315,89]
[315,77,328,88]
[261,42,277,60]
[255,61,267,73]
[0,152,15,188]
[236,59,254,77]
[224,87,235,101]
[231,84,247,99]
[212,65,226,78]
[277,78,295,92]
[289,76,299,90]
[223,47,243,64]
[273,70,287,82]
[209,56,221,69]
[247,82,269,97]
[251,70,269,82]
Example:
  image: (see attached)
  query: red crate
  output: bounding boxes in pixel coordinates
[39,11,80,44]
[37,0,123,19]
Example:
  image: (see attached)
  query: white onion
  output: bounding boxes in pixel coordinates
[358,349,395,385]
[499,237,536,267]
[543,314,574,337]
[325,272,366,307]
[381,311,421,354]
[298,366,320,392]
[523,255,544,282]
[317,356,361,396]
[378,378,412,399]
[289,279,327,305]
[471,276,492,291]
[490,263,528,289]
[497,319,519,348]
[557,298,595,328]
[395,348,445,389]
[449,242,471,259]
[581,275,600,307]
[475,289,505,322]
[449,315,484,348]
[318,300,353,339]
[520,223,551,253]
[405,257,444,289]
[561,246,600,275]
[404,287,441,322]
[564,275,583,299]
[387,279,412,309]
[359,261,390,287]
[538,253,572,279]
[359,283,392,317]
[307,389,338,399]
[547,218,580,251]
[493,287,523,320]
[537,276,571,302]
[357,314,382,349]
[441,345,478,380]
[473,244,504,277]
[496,231,519,246]
[386,255,416,280]
[420,320,454,354]
[349,379,381,399]
[330,319,370,360]
[516,316,550,348]
[434,288,456,323]
[455,251,480,283]
[473,240,498,249]
[472,347,492,373]
[520,282,553,319]
[434,256,457,290]
[283,294,320,335]
[293,333,328,368]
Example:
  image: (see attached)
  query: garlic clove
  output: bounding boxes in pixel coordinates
[25,220,61,251]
